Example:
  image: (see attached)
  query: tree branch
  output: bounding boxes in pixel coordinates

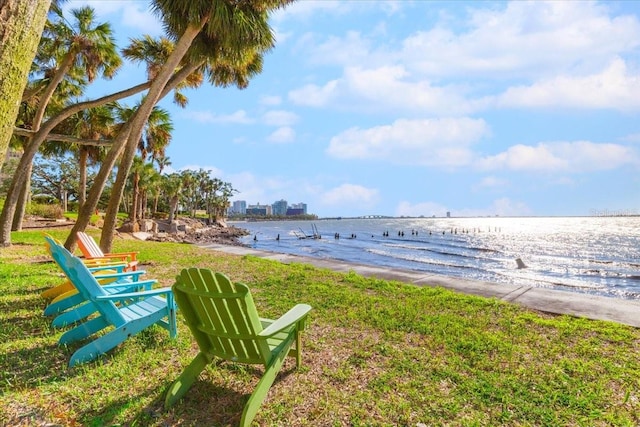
[13,127,113,146]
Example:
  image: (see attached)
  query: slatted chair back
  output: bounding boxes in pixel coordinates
[76,231,138,271]
[173,268,270,366]
[47,237,126,328]
[77,231,105,257]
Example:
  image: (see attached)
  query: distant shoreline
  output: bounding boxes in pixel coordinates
[230,214,640,222]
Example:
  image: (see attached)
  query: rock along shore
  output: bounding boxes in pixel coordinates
[22,215,251,247]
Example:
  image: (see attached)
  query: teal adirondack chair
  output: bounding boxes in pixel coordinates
[43,236,155,328]
[51,241,177,367]
[164,268,312,427]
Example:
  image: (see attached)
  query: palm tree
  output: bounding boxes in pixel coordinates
[137,162,160,220]
[151,155,171,215]
[60,105,115,211]
[70,0,292,253]
[163,173,183,222]
[122,35,202,108]
[126,105,173,227]
[0,5,121,241]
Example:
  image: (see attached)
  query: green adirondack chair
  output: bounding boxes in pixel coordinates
[164,268,312,427]
[50,239,177,367]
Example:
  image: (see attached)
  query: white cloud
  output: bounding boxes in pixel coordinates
[395,201,448,218]
[301,31,376,68]
[66,1,162,35]
[228,172,289,204]
[294,1,640,78]
[327,118,490,167]
[288,1,640,116]
[274,1,353,22]
[320,184,380,207]
[259,95,282,106]
[402,1,640,79]
[120,3,162,35]
[474,176,509,190]
[288,80,340,107]
[188,110,253,125]
[288,66,480,115]
[396,198,532,218]
[456,198,533,217]
[262,110,299,127]
[621,133,640,143]
[488,198,533,217]
[477,141,639,172]
[341,66,477,115]
[495,59,640,111]
[267,127,296,144]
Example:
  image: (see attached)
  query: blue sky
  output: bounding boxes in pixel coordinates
[65,1,640,218]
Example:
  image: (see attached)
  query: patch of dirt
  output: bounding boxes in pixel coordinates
[20,216,75,229]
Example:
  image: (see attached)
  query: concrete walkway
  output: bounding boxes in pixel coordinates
[201,243,640,328]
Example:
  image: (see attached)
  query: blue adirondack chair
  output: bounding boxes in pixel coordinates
[50,241,177,367]
[43,236,155,328]
[164,268,312,426]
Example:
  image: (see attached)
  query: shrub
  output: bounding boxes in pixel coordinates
[28,203,64,219]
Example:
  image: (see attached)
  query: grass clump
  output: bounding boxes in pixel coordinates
[1,229,639,426]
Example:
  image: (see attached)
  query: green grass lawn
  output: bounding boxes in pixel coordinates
[1,229,639,426]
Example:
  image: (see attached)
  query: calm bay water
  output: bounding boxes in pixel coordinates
[232,217,640,300]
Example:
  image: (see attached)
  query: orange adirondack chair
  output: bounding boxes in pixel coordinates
[76,231,138,271]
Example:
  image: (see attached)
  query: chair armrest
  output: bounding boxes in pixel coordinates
[87,252,138,261]
[259,304,312,338]
[87,264,127,273]
[101,279,157,291]
[84,259,127,267]
[91,270,147,280]
[96,286,172,301]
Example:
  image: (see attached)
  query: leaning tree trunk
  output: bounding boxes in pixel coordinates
[11,167,31,231]
[97,22,206,254]
[8,52,75,231]
[62,69,191,251]
[128,170,140,231]
[78,146,88,211]
[62,60,202,251]
[0,0,51,174]
[0,82,151,246]
[100,127,140,249]
[168,195,179,222]
[141,191,148,220]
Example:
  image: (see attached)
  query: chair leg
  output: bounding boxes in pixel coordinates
[296,330,303,368]
[69,312,166,367]
[43,292,83,316]
[51,302,97,328]
[167,295,177,338]
[164,352,212,409]
[240,338,294,427]
[59,315,108,345]
[41,280,75,299]
[68,326,124,367]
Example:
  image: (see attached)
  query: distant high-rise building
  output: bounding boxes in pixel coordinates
[286,208,304,216]
[231,200,247,214]
[446,211,451,218]
[290,202,307,214]
[272,199,288,216]
[248,203,272,216]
